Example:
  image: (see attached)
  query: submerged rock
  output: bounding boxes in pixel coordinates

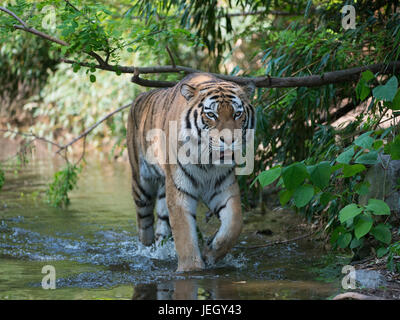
[355,269,386,289]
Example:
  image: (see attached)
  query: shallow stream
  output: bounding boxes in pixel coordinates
[0,142,344,300]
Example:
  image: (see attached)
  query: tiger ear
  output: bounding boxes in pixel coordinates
[242,81,255,99]
[180,84,196,101]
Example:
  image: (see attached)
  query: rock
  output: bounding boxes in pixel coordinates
[355,269,386,289]
[359,154,400,218]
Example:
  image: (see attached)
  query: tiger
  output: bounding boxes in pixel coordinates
[126,73,256,272]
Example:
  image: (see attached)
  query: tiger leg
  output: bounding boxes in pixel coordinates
[155,186,172,244]
[165,176,205,272]
[203,186,243,265]
[132,180,156,246]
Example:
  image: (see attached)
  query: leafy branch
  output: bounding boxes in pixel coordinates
[2,5,400,89]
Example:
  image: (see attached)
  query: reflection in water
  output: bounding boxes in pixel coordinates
[132,277,339,300]
[133,280,210,300]
[0,142,342,300]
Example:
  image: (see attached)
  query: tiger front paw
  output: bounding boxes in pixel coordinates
[202,245,217,266]
[176,257,205,272]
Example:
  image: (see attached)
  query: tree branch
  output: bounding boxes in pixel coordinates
[61,57,400,89]
[0,129,62,149]
[63,0,80,13]
[56,103,132,153]
[1,6,69,46]
[1,103,131,163]
[235,230,318,249]
[165,45,176,68]
[12,24,69,46]
[0,6,28,27]
[2,6,400,89]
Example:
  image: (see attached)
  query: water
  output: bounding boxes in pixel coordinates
[0,142,342,300]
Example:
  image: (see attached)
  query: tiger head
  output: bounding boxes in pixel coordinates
[179,74,256,166]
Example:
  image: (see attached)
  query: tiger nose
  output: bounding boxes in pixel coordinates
[220,135,234,146]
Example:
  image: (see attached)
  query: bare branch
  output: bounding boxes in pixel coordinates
[87,51,107,67]
[0,129,62,149]
[1,102,131,163]
[235,230,318,250]
[131,74,176,88]
[133,61,400,88]
[165,45,176,68]
[13,24,69,46]
[57,103,132,153]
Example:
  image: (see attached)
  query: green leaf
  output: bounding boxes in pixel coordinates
[376,247,389,258]
[350,237,364,249]
[365,198,391,215]
[361,70,375,82]
[89,74,96,83]
[339,204,363,223]
[293,184,314,208]
[279,189,294,206]
[342,164,366,178]
[308,161,331,189]
[356,78,370,101]
[336,147,354,164]
[384,136,400,160]
[355,150,379,165]
[337,232,352,249]
[282,162,308,190]
[354,214,373,239]
[371,224,392,244]
[253,167,281,188]
[372,140,383,150]
[372,76,398,102]
[355,182,370,196]
[391,89,400,110]
[330,226,345,244]
[320,192,335,206]
[331,163,344,173]
[354,132,374,149]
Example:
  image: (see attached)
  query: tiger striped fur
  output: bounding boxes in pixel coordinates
[127,73,255,272]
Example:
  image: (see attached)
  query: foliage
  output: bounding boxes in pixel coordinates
[387,240,400,272]
[0,0,202,73]
[1,0,400,276]
[0,31,58,121]
[253,74,400,264]
[46,163,80,208]
[251,1,400,168]
[25,63,134,154]
[0,0,205,155]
